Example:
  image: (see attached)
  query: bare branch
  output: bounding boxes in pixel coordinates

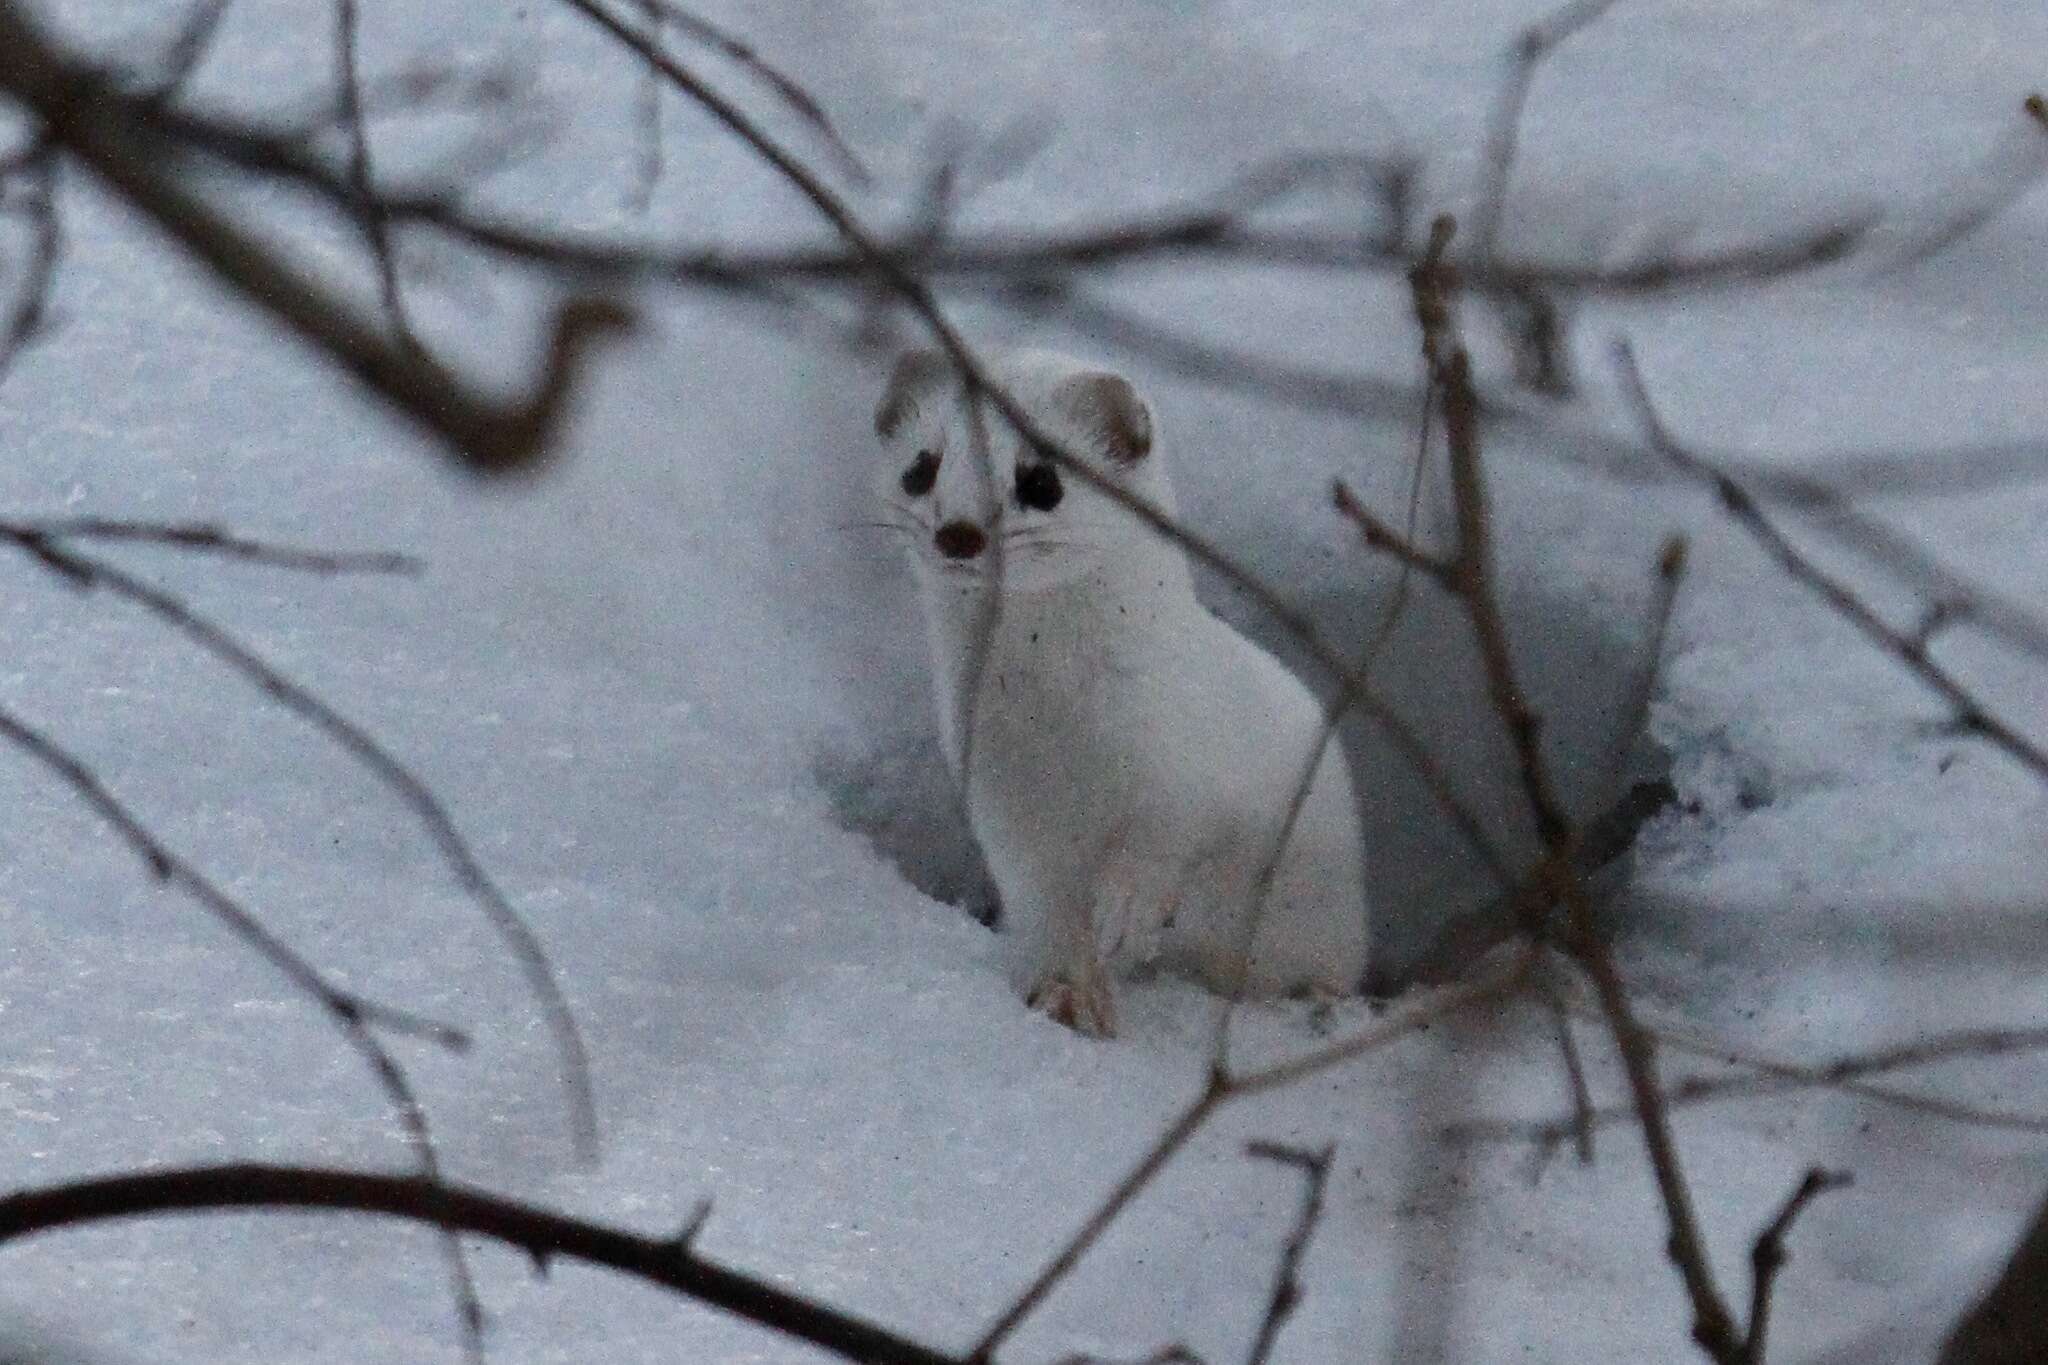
[1242,1141,1334,1365]
[137,0,236,105]
[644,0,869,186]
[0,1164,964,1365]
[1539,979,1596,1165]
[1469,0,1628,266]
[0,2,636,474]
[1742,1167,1852,1364]
[1884,92,2048,269]
[974,961,1523,1361]
[2,531,599,1160]
[334,0,416,349]
[0,705,486,1351]
[0,135,58,383]
[1330,481,1457,588]
[6,517,420,574]
[1614,341,2048,784]
[970,1085,1227,1363]
[1451,1017,2048,1145]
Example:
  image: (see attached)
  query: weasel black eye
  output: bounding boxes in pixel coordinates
[900,450,939,497]
[1014,462,1063,512]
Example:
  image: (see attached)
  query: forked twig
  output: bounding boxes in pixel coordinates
[0,706,486,1350]
[1742,1167,1852,1364]
[1,530,599,1160]
[335,0,415,349]
[1242,1141,1335,1365]
[1468,0,1628,266]
[1613,341,2048,785]
[969,957,1526,1361]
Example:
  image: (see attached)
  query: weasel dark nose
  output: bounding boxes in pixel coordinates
[933,520,987,560]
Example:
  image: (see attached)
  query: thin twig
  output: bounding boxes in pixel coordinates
[971,961,1522,1361]
[1883,92,2048,269]
[968,1083,1228,1363]
[1469,0,1629,266]
[646,0,869,185]
[335,0,416,349]
[624,0,664,213]
[1452,1014,2048,1146]
[1242,1142,1335,1365]
[1539,979,1596,1164]
[0,137,58,382]
[1613,341,2048,784]
[0,706,487,1351]
[1,531,599,1160]
[137,0,235,104]
[7,517,420,574]
[1741,1167,1852,1364]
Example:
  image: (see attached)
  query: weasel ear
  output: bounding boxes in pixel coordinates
[1055,371,1152,465]
[874,349,950,439]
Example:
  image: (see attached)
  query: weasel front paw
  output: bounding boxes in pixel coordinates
[1027,971,1118,1039]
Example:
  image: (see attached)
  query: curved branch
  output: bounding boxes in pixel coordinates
[0,1164,963,1365]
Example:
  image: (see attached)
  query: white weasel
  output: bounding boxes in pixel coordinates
[874,348,1369,1036]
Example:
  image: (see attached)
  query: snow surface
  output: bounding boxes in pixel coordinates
[1,0,2044,1361]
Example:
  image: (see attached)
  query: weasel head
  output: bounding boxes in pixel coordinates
[873,347,1177,593]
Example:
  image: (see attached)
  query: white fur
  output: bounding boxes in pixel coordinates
[875,349,1369,1035]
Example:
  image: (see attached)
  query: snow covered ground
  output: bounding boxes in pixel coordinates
[0,0,2044,1361]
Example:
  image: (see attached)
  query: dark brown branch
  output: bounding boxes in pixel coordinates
[1741,1167,1852,1364]
[1331,482,1456,588]
[1404,215,1571,852]
[1,531,599,1160]
[131,87,1866,303]
[1367,213,1745,1360]
[0,1,636,474]
[0,1164,964,1365]
[1569,925,1744,1358]
[1613,341,2048,784]
[1242,1142,1334,1365]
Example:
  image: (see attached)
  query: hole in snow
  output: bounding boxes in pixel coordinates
[814,523,1678,993]
[815,735,1002,929]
